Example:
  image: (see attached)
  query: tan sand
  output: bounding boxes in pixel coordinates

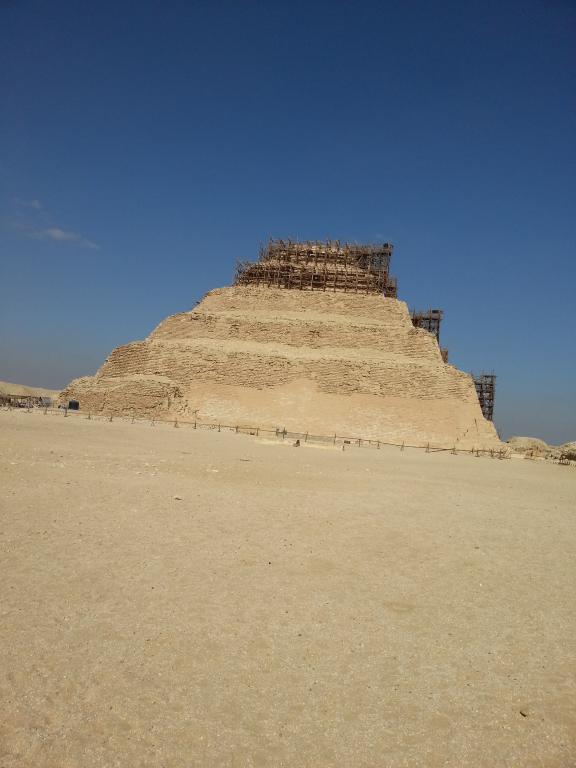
[0,409,575,767]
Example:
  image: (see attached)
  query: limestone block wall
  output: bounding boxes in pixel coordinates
[151,313,441,360]
[61,375,182,416]
[60,286,501,448]
[96,340,474,401]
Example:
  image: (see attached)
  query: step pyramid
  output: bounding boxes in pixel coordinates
[61,241,500,449]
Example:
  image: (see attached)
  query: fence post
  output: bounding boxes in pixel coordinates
[305,432,308,443]
[377,440,380,449]
[64,407,68,417]
[88,411,92,420]
[174,419,178,428]
[194,419,197,429]
[151,418,155,427]
[109,414,113,422]
[218,423,221,432]
[401,441,404,451]
[452,445,456,455]
[426,442,430,453]
[256,428,259,436]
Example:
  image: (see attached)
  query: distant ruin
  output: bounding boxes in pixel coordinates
[60,239,500,448]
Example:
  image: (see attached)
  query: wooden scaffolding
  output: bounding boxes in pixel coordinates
[473,374,496,421]
[235,239,397,296]
[411,309,443,342]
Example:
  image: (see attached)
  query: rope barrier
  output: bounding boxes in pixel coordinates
[7,404,517,460]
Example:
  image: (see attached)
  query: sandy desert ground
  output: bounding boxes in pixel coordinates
[1,409,575,767]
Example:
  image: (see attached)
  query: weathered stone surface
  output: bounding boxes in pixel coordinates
[61,286,501,448]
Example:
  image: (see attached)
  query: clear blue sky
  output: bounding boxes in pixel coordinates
[1,0,575,443]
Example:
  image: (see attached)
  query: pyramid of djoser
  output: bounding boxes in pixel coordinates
[61,240,501,449]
